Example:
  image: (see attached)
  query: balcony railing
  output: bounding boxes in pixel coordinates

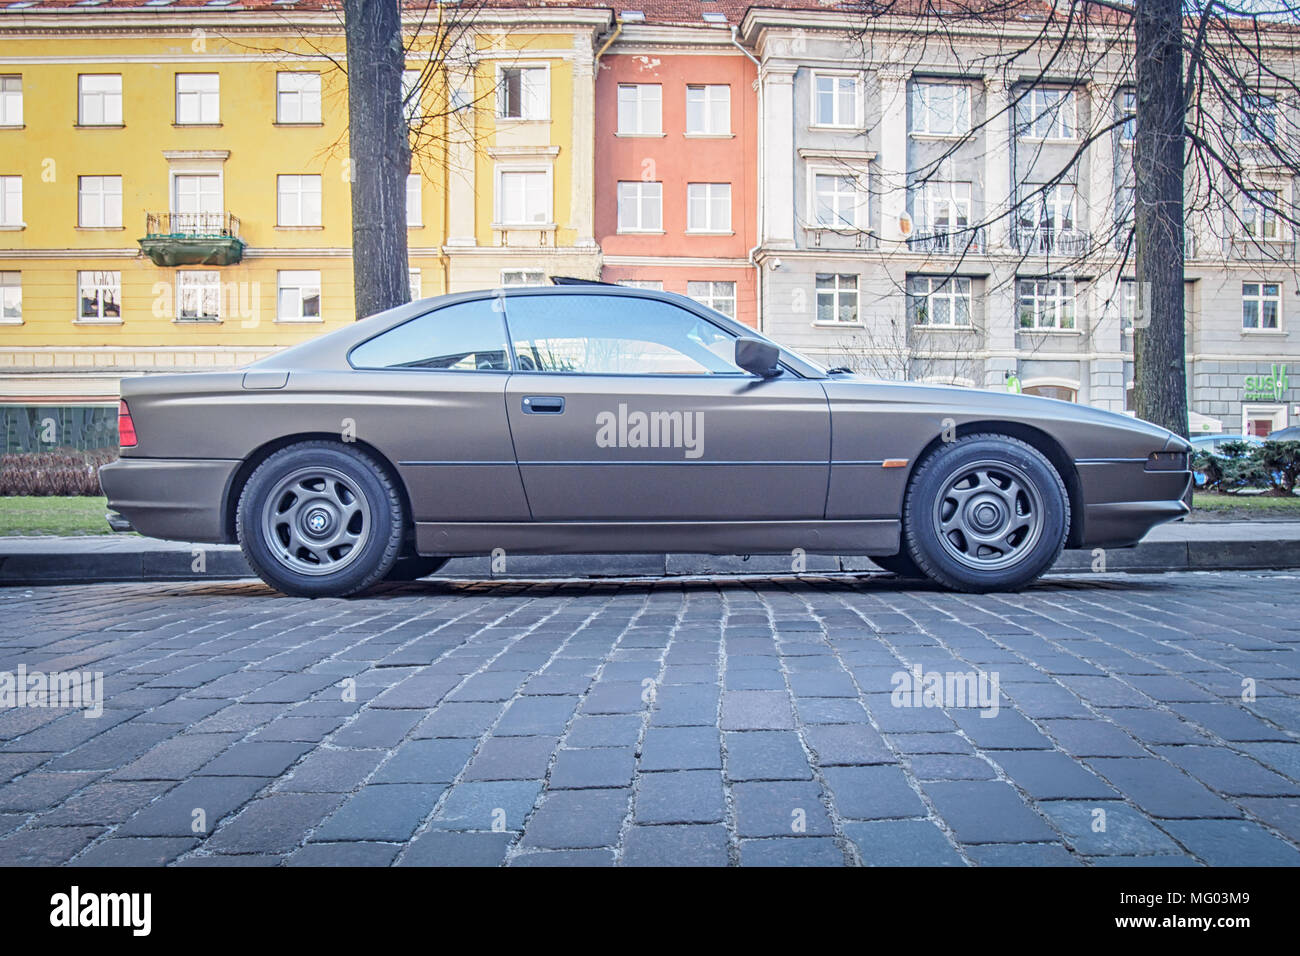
[907,227,987,255]
[138,211,244,267]
[1013,227,1091,256]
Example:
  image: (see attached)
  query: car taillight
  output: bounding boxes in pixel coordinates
[118,400,137,448]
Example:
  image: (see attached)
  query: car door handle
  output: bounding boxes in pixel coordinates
[522,395,565,414]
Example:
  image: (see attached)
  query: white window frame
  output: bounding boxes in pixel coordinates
[276,71,322,124]
[277,174,322,227]
[811,72,860,129]
[1120,278,1137,331]
[276,269,322,323]
[617,180,663,233]
[815,273,860,325]
[687,280,737,318]
[911,82,971,136]
[402,68,421,127]
[1017,278,1076,330]
[78,74,122,126]
[686,182,732,234]
[1242,281,1282,331]
[1241,94,1279,145]
[685,84,730,136]
[1021,87,1076,140]
[495,64,550,122]
[409,267,422,301]
[1118,88,1135,145]
[909,275,972,327]
[0,271,21,324]
[175,270,221,322]
[76,270,121,323]
[0,75,21,127]
[406,173,422,228]
[78,175,122,228]
[501,269,546,287]
[175,73,219,125]
[1241,189,1283,240]
[617,84,662,136]
[0,176,22,228]
[809,167,867,229]
[494,166,553,227]
[913,181,972,234]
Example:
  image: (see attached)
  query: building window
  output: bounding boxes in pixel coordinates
[1020,88,1075,140]
[908,275,972,326]
[812,172,865,228]
[687,280,736,318]
[277,174,322,227]
[176,270,221,321]
[402,69,421,126]
[276,72,321,124]
[0,76,21,127]
[77,270,121,322]
[406,173,422,228]
[501,269,546,287]
[1023,384,1077,402]
[617,84,661,135]
[1120,278,1137,331]
[911,82,970,135]
[815,274,859,324]
[686,84,730,135]
[1017,278,1075,330]
[497,169,550,225]
[686,182,731,232]
[497,66,548,120]
[1242,282,1281,330]
[1242,189,1281,239]
[1118,88,1135,144]
[813,73,858,127]
[78,175,122,228]
[277,270,321,321]
[914,181,971,234]
[617,181,662,233]
[1241,94,1278,144]
[78,74,122,126]
[0,176,21,227]
[1017,184,1078,250]
[409,267,422,301]
[0,272,20,323]
[176,73,219,125]
[616,279,664,290]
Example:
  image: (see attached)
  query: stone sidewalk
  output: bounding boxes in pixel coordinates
[2,520,1300,585]
[0,570,1297,865]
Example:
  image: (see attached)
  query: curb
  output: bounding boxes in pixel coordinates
[2,539,1300,586]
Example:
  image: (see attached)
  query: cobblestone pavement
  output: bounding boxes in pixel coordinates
[0,571,1298,867]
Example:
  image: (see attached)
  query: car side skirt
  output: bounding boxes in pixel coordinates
[415,519,902,557]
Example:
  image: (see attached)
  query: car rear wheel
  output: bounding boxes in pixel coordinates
[237,441,404,597]
[901,433,1069,592]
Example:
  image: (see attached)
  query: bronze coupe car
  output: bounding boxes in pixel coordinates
[99,285,1193,597]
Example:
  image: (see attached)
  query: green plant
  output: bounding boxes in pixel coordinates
[1192,440,1269,494]
[1255,439,1300,496]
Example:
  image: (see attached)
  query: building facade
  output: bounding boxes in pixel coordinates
[1,1,1298,450]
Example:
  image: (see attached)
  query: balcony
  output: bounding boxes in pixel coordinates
[138,212,244,267]
[1013,227,1091,257]
[907,227,987,255]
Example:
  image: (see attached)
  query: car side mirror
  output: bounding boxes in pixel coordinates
[735,337,782,378]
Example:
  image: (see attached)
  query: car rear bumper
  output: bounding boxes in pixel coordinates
[99,457,240,544]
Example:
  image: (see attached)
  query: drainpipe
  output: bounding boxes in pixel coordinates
[731,25,764,333]
[595,17,622,63]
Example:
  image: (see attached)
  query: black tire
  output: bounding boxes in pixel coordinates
[384,555,450,581]
[901,433,1069,593]
[237,441,404,597]
[871,551,926,578]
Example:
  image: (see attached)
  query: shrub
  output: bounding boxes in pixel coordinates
[1255,439,1300,496]
[0,447,118,497]
[1193,440,1269,494]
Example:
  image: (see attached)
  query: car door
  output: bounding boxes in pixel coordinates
[502,291,831,521]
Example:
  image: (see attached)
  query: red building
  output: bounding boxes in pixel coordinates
[595,7,759,327]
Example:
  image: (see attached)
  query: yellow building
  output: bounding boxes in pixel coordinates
[0,1,607,446]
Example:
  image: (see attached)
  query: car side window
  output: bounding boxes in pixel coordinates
[350,299,509,371]
[504,293,744,375]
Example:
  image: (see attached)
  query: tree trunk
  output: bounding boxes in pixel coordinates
[1133,0,1188,438]
[343,0,410,319]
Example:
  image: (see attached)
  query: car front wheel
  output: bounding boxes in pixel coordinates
[901,433,1069,592]
[237,441,404,597]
